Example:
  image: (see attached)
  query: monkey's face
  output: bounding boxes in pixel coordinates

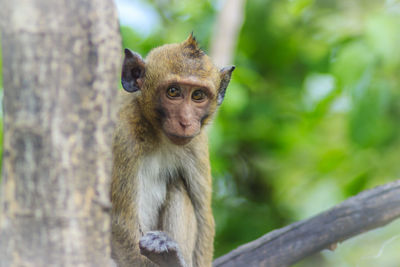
[158,81,214,146]
[121,35,235,146]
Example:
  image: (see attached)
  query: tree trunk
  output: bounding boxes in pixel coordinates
[0,0,121,266]
[210,0,246,66]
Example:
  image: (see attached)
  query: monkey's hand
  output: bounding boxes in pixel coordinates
[139,231,187,267]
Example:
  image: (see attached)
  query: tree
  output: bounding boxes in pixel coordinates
[214,180,400,267]
[0,0,121,265]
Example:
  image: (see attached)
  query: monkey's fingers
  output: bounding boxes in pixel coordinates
[139,231,186,267]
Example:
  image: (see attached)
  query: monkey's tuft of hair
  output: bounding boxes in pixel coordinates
[183,33,204,58]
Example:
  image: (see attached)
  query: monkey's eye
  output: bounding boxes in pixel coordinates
[192,90,206,102]
[166,87,181,98]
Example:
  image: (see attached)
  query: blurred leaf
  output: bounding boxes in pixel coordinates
[349,84,393,147]
[331,41,375,87]
[288,0,315,16]
[365,14,400,68]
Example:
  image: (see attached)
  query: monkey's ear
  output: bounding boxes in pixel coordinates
[121,48,146,93]
[217,65,235,105]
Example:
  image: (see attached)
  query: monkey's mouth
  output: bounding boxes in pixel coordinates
[165,132,195,145]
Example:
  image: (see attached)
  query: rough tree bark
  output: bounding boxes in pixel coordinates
[0,0,121,266]
[213,180,400,267]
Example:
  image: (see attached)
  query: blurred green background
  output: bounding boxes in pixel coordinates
[118,0,400,265]
[2,0,400,266]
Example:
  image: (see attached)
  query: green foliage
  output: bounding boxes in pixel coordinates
[120,0,400,262]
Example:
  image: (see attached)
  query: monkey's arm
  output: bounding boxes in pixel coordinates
[139,231,186,267]
[192,201,215,267]
[190,141,215,267]
[111,122,148,267]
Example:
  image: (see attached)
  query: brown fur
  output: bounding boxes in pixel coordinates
[111,34,234,267]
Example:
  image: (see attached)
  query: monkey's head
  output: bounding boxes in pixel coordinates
[121,34,235,146]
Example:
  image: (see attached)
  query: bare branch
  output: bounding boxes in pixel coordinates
[213,180,400,267]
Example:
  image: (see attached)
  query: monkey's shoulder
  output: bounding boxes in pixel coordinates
[116,100,158,145]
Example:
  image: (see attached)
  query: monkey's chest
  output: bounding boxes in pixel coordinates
[136,152,183,232]
[137,175,168,232]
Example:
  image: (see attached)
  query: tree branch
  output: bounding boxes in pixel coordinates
[213,180,400,267]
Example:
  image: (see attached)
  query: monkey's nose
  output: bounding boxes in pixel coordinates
[179,121,191,129]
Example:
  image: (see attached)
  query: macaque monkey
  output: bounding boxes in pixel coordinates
[111,34,235,267]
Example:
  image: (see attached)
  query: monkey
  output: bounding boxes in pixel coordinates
[111,34,235,267]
